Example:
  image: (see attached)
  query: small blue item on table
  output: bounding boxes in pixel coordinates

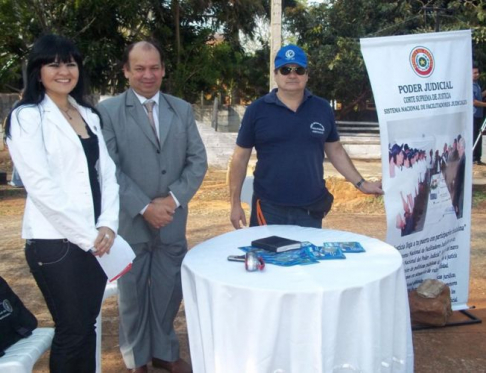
[238,241,347,266]
[239,244,318,266]
[303,242,346,260]
[322,241,365,253]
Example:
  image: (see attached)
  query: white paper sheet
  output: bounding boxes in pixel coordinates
[96,235,135,282]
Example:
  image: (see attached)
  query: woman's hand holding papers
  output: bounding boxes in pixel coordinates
[93,226,115,257]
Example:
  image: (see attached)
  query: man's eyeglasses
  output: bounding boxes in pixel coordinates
[278,66,307,76]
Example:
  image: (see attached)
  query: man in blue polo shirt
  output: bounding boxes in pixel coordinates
[229,44,383,229]
[473,65,486,165]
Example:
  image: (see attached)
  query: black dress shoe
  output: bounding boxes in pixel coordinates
[152,357,192,373]
[476,160,486,166]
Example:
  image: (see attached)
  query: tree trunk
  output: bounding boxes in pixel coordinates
[172,0,181,65]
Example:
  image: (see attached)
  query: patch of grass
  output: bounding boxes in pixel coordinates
[0,187,26,199]
[473,188,486,208]
[333,195,385,214]
[367,195,384,205]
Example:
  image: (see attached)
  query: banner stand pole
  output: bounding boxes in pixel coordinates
[412,307,482,331]
[472,117,486,151]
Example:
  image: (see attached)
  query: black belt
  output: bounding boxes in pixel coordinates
[26,239,69,245]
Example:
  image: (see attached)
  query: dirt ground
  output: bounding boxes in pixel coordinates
[1,150,486,373]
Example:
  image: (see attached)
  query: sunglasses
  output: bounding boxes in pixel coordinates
[278,66,307,76]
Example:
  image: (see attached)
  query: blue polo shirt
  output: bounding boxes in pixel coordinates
[473,81,483,118]
[237,89,339,206]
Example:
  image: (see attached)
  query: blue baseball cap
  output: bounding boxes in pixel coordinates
[275,44,308,69]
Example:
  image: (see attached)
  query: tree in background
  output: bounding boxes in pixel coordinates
[285,0,486,120]
[0,0,278,102]
[0,0,149,94]
[179,0,296,103]
[1,0,485,107]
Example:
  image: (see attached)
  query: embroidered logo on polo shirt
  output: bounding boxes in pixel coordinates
[310,122,325,135]
[1,299,13,315]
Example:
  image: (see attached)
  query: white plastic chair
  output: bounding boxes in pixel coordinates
[0,328,54,373]
[0,282,118,373]
[241,175,254,212]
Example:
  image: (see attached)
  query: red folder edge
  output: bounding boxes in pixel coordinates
[109,263,132,282]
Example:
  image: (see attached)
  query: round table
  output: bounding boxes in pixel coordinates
[182,225,413,373]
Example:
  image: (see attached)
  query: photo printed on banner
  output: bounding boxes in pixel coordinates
[386,112,466,241]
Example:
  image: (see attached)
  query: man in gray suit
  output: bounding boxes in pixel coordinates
[97,41,207,373]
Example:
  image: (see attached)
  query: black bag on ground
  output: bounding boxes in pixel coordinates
[0,275,38,357]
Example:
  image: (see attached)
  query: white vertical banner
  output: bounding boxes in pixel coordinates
[360,30,472,310]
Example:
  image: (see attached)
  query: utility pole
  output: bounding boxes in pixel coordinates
[270,0,282,91]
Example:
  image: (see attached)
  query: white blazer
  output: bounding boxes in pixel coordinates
[7,95,119,251]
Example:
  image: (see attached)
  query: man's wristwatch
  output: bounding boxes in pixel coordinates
[355,178,366,189]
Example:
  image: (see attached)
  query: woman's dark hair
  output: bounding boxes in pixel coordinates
[389,143,402,162]
[5,34,100,137]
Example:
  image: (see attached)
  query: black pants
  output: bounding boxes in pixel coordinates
[473,116,483,162]
[249,195,322,228]
[25,239,107,373]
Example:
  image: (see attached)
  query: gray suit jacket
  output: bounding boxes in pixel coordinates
[97,89,207,245]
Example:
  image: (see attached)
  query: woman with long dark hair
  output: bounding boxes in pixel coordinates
[5,34,119,372]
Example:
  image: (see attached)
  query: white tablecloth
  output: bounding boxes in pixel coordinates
[182,225,414,373]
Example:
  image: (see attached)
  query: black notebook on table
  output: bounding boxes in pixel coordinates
[251,236,302,253]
